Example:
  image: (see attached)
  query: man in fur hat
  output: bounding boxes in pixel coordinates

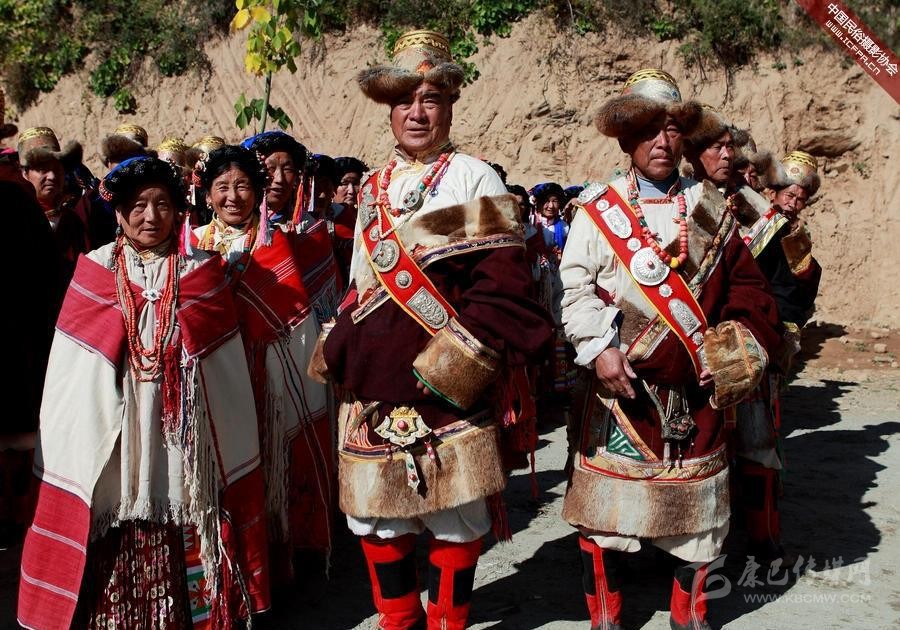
[733,135,772,193]
[18,127,88,285]
[310,29,552,630]
[685,110,821,564]
[559,69,782,630]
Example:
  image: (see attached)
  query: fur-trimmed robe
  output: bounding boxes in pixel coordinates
[559,176,782,538]
[323,151,553,519]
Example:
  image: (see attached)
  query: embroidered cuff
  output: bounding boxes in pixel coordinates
[703,321,768,410]
[307,320,336,384]
[781,225,813,276]
[412,318,501,410]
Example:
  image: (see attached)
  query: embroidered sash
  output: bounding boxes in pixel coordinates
[358,170,458,336]
[581,185,708,375]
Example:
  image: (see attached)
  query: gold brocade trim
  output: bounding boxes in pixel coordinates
[624,68,679,90]
[748,214,788,259]
[392,30,452,58]
[18,126,56,143]
[782,150,818,171]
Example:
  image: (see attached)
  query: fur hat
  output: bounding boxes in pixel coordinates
[683,105,750,157]
[358,30,465,104]
[733,134,773,174]
[764,150,821,196]
[17,127,83,170]
[100,133,152,166]
[0,89,17,140]
[595,69,703,138]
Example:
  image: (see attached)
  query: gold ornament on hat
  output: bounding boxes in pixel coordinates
[622,68,683,104]
[782,150,818,181]
[392,30,452,61]
[114,123,149,146]
[157,137,188,153]
[17,127,62,155]
[192,135,226,153]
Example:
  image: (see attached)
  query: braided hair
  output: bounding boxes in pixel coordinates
[100,156,187,212]
[194,145,269,208]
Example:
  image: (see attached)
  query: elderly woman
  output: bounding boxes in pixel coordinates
[241,130,308,228]
[18,156,270,630]
[193,146,339,587]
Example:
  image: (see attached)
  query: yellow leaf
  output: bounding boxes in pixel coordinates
[231,8,251,30]
[250,7,271,22]
[235,0,245,9]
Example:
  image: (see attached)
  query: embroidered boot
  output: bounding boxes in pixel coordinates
[669,562,711,630]
[578,535,624,630]
[426,537,482,630]
[360,534,425,630]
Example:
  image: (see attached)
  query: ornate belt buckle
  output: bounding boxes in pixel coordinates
[661,413,696,441]
[375,406,433,491]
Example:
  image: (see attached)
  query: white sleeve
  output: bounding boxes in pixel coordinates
[559,210,622,361]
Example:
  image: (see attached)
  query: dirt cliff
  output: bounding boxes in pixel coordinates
[13,15,900,326]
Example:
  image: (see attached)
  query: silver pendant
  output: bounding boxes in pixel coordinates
[629,247,669,286]
[601,205,632,239]
[406,287,449,329]
[371,240,399,272]
[402,189,423,213]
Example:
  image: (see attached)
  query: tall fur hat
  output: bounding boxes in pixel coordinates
[358,30,465,104]
[17,127,83,170]
[683,105,750,157]
[595,69,703,138]
[764,150,821,196]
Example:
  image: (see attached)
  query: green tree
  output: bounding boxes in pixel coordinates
[231,0,323,133]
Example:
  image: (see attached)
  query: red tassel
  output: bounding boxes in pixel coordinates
[486,493,512,542]
[160,342,182,437]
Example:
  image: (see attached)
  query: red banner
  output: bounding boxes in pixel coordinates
[795,0,899,104]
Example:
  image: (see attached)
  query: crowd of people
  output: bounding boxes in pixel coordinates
[1,29,822,630]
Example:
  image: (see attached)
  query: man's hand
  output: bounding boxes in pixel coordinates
[594,347,637,399]
[698,368,714,388]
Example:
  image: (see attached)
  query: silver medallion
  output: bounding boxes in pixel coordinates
[658,283,673,298]
[371,240,399,272]
[396,271,412,288]
[402,188,423,213]
[627,237,642,252]
[691,331,704,346]
[669,299,701,336]
[597,199,610,211]
[407,287,449,329]
[577,182,608,204]
[368,225,381,241]
[602,205,632,239]
[629,247,669,286]
[360,185,378,226]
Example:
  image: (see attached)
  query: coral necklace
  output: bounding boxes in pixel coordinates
[378,150,453,218]
[114,237,180,382]
[627,168,689,269]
